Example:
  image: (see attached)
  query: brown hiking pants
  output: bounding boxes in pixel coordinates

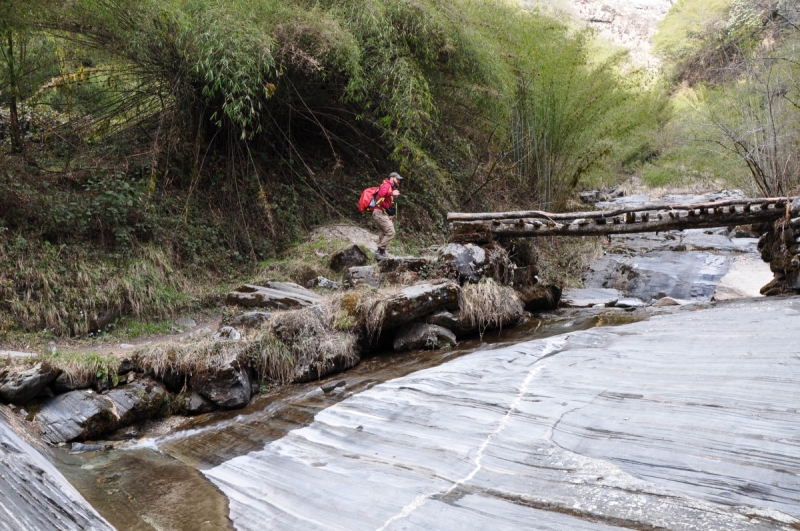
[372,208,396,251]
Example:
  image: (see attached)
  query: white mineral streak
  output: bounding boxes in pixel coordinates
[206,297,800,531]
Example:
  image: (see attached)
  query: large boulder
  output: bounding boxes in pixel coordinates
[0,362,59,405]
[36,378,170,443]
[380,282,460,330]
[438,243,491,283]
[226,282,320,310]
[345,266,380,288]
[393,323,457,352]
[191,354,251,409]
[330,244,368,271]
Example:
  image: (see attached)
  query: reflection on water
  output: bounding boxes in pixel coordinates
[52,307,646,531]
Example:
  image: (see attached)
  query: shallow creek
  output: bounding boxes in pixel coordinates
[51,309,645,531]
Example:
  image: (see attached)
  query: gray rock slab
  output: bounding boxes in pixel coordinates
[229,311,272,328]
[381,282,460,330]
[345,266,380,288]
[0,362,59,404]
[206,297,800,530]
[36,379,169,443]
[438,243,489,283]
[0,406,114,531]
[585,251,733,301]
[226,283,320,310]
[562,288,624,307]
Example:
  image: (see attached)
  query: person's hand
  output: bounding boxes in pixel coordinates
[389,216,395,221]
[392,190,400,197]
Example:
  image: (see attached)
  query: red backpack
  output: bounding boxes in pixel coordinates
[358,186,380,212]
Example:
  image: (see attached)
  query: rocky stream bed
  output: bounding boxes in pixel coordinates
[2,191,799,530]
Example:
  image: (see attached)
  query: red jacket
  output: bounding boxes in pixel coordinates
[374,179,395,211]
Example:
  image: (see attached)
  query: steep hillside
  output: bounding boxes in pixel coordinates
[523,0,676,68]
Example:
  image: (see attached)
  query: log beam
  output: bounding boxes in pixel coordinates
[447,197,795,223]
[450,203,799,242]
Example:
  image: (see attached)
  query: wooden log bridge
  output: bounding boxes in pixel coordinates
[448,197,800,243]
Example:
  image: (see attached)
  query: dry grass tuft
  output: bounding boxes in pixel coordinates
[0,243,192,337]
[323,285,404,339]
[459,278,522,336]
[269,307,358,381]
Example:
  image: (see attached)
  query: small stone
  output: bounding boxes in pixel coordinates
[306,276,341,290]
[176,317,197,328]
[189,327,212,338]
[119,343,135,349]
[230,312,272,328]
[212,326,242,341]
[191,354,251,409]
[321,380,347,394]
[393,323,457,352]
[653,297,682,307]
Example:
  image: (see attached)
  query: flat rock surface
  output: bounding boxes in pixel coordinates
[561,287,624,307]
[226,283,320,310]
[0,406,114,531]
[206,297,800,530]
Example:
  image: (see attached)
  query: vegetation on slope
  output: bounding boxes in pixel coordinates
[0,0,662,335]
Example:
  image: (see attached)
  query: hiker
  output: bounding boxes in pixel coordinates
[373,172,402,259]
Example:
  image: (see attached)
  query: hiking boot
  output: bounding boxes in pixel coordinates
[375,249,387,261]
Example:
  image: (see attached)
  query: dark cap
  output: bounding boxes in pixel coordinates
[388,172,403,180]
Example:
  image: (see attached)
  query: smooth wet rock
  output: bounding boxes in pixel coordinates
[36,378,169,443]
[0,362,59,405]
[206,297,800,531]
[562,288,623,308]
[345,266,380,288]
[226,282,320,310]
[393,323,457,352]
[585,251,732,301]
[184,391,216,415]
[438,243,491,283]
[330,244,368,271]
[230,311,272,328]
[212,326,242,341]
[379,282,460,330]
[0,405,114,530]
[191,354,251,409]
